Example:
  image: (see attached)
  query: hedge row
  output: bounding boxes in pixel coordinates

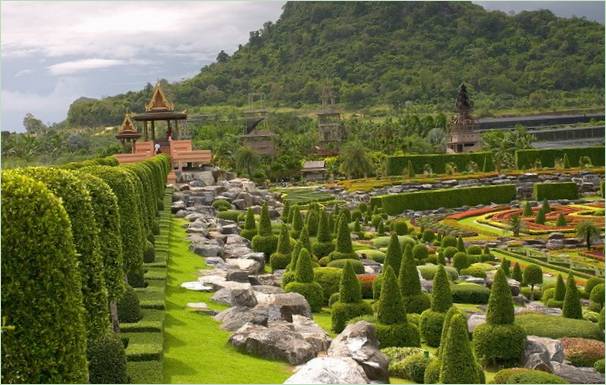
[385,152,494,175]
[371,185,517,215]
[60,156,119,170]
[1,155,170,383]
[515,146,605,169]
[533,182,579,201]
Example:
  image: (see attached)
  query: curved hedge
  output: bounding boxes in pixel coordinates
[82,166,146,287]
[18,167,110,340]
[1,171,88,383]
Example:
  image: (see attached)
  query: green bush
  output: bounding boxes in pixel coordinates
[270,253,291,271]
[399,248,430,314]
[240,208,257,240]
[430,265,452,312]
[600,308,605,330]
[329,213,358,260]
[515,313,604,340]
[400,353,431,383]
[373,184,517,215]
[591,284,605,310]
[451,283,490,304]
[506,370,569,384]
[439,314,481,384]
[467,245,482,255]
[375,322,421,348]
[452,252,469,271]
[327,259,365,273]
[270,224,292,271]
[216,210,241,221]
[486,268,515,325]
[493,368,534,383]
[305,208,320,237]
[423,358,440,384]
[472,323,527,367]
[312,241,335,258]
[441,235,457,248]
[515,146,605,169]
[285,281,324,312]
[435,306,462,358]
[87,332,128,384]
[533,182,579,201]
[460,265,488,279]
[290,205,303,239]
[314,267,342,304]
[523,264,543,298]
[443,246,459,262]
[356,249,385,262]
[212,199,232,211]
[144,240,155,263]
[377,266,405,325]
[384,232,403,275]
[561,337,605,367]
[1,171,88,383]
[584,277,604,297]
[391,219,409,235]
[386,152,494,175]
[419,310,446,347]
[412,244,428,260]
[331,301,373,333]
[19,167,110,339]
[563,272,583,319]
[417,263,458,281]
[594,359,605,374]
[372,234,417,249]
[118,285,142,323]
[313,208,334,257]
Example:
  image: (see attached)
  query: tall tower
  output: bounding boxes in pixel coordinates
[240,92,276,156]
[446,83,480,153]
[317,86,344,155]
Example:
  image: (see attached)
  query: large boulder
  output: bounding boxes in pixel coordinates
[225,258,263,274]
[551,361,605,384]
[211,287,258,307]
[523,336,565,372]
[256,292,312,319]
[215,306,270,331]
[293,315,331,353]
[229,321,321,365]
[326,321,389,382]
[283,357,370,384]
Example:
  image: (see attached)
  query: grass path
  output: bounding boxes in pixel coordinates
[163,217,292,384]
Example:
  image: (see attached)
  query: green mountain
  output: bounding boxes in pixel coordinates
[66,1,604,127]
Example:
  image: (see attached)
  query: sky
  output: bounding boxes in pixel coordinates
[1,1,604,132]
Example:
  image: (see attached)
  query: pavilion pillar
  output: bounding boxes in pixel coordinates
[167,120,172,139]
[174,120,179,139]
[151,120,155,141]
[143,121,148,141]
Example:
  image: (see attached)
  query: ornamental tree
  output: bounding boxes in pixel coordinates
[399,246,430,314]
[313,209,334,257]
[501,258,511,277]
[439,314,481,384]
[535,207,546,224]
[298,225,313,257]
[523,201,533,217]
[270,224,292,270]
[556,213,567,226]
[377,266,406,325]
[282,199,291,221]
[285,249,324,311]
[562,272,583,319]
[542,198,551,213]
[523,264,543,300]
[456,236,465,252]
[331,260,373,332]
[486,268,515,325]
[419,265,453,347]
[329,213,357,260]
[554,274,566,301]
[305,207,320,236]
[384,232,403,277]
[252,203,278,258]
[290,205,304,239]
[240,208,257,240]
[512,263,523,284]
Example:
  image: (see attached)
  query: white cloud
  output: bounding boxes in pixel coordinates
[14,69,33,77]
[47,58,126,75]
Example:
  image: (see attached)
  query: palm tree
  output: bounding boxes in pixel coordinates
[575,221,601,250]
[339,141,373,179]
[235,146,259,178]
[509,215,525,237]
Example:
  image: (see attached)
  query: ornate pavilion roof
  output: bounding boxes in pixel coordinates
[145,83,174,112]
[115,114,141,139]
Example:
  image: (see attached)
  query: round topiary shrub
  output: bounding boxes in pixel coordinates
[452,251,469,271]
[443,246,458,262]
[327,258,365,273]
[460,266,488,279]
[117,284,142,323]
[87,332,128,384]
[467,245,482,255]
[144,240,155,263]
[584,277,604,298]
[314,267,342,304]
[506,369,569,384]
[1,171,89,383]
[417,263,459,281]
[590,284,605,311]
[441,235,457,248]
[401,352,431,383]
[412,244,428,261]
[391,219,409,235]
[451,283,491,304]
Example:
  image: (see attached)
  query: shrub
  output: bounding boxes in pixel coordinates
[443,246,458,262]
[600,307,605,330]
[331,301,373,333]
[523,264,543,299]
[439,314,481,384]
[542,287,555,304]
[590,283,605,311]
[501,258,511,276]
[419,310,446,347]
[117,284,142,323]
[417,263,458,281]
[144,240,155,263]
[412,244,428,260]
[372,185,517,215]
[384,232,403,275]
[305,208,320,237]
[422,230,435,243]
[456,236,465,252]
[327,259,364,273]
[435,306,462,358]
[561,337,605,367]
[451,283,490,304]
[585,277,604,298]
[87,332,128,384]
[486,268,514,324]
[506,370,569,384]
[375,322,421,348]
[556,213,567,226]
[467,245,482,255]
[358,274,376,299]
[19,167,110,339]
[313,209,334,257]
[453,252,469,271]
[441,235,457,248]
[252,203,278,258]
[314,267,342,304]
[515,313,604,340]
[535,208,546,224]
[216,210,241,221]
[1,172,89,383]
[512,262,523,283]
[392,219,409,235]
[430,265,452,313]
[290,205,303,239]
[401,353,431,383]
[521,286,542,301]
[563,272,583,319]
[399,248,430,314]
[523,201,533,216]
[377,266,405,325]
[460,265,488,279]
[356,249,385,263]
[282,199,290,220]
[285,281,324,312]
[240,208,257,240]
[385,152,495,175]
[594,359,605,374]
[515,146,605,169]
[493,368,533,384]
[212,199,232,211]
[533,182,579,200]
[472,323,527,367]
[328,213,357,260]
[270,224,292,271]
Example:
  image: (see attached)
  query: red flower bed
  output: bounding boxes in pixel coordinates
[447,205,507,220]
[581,248,605,262]
[561,338,605,367]
[486,205,604,232]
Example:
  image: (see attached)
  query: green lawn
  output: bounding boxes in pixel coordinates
[163,217,292,384]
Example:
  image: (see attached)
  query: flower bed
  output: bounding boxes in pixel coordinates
[446,205,506,220]
[561,337,605,367]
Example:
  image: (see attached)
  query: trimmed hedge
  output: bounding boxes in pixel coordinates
[1,171,88,383]
[19,167,110,340]
[507,369,569,383]
[313,267,342,304]
[515,313,604,340]
[451,283,490,304]
[373,184,517,215]
[118,285,142,323]
[326,258,365,273]
[87,332,128,384]
[472,323,527,367]
[515,146,605,169]
[386,152,494,175]
[533,182,579,200]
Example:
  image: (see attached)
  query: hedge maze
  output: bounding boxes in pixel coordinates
[1,154,171,383]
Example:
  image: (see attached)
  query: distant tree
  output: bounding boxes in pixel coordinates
[339,141,373,179]
[235,146,259,178]
[523,264,543,300]
[216,50,229,63]
[22,113,47,135]
[576,221,601,250]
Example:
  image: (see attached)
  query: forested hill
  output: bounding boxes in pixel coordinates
[66,1,604,127]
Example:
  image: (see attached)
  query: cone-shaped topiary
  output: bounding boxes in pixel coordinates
[290,205,303,239]
[331,260,373,332]
[436,306,463,359]
[282,199,291,221]
[501,258,511,276]
[285,248,324,311]
[313,209,334,257]
[535,207,546,224]
[287,203,296,223]
[456,236,465,252]
[328,213,357,260]
[305,208,319,237]
[298,225,313,257]
[439,314,481,384]
[341,207,352,224]
[523,264,543,300]
[252,203,278,258]
[353,218,361,233]
[270,224,292,271]
[562,272,583,319]
[542,198,550,213]
[282,242,303,288]
[473,267,526,366]
[419,265,453,347]
[240,208,257,240]
[1,172,89,383]
[554,274,566,301]
[523,201,533,216]
[512,263,523,283]
[377,220,385,235]
[385,232,403,276]
[556,213,567,226]
[399,246,430,314]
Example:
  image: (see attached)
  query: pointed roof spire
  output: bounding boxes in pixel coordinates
[119,113,137,133]
[145,82,174,112]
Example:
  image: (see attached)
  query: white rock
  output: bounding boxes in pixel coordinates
[284,357,370,384]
